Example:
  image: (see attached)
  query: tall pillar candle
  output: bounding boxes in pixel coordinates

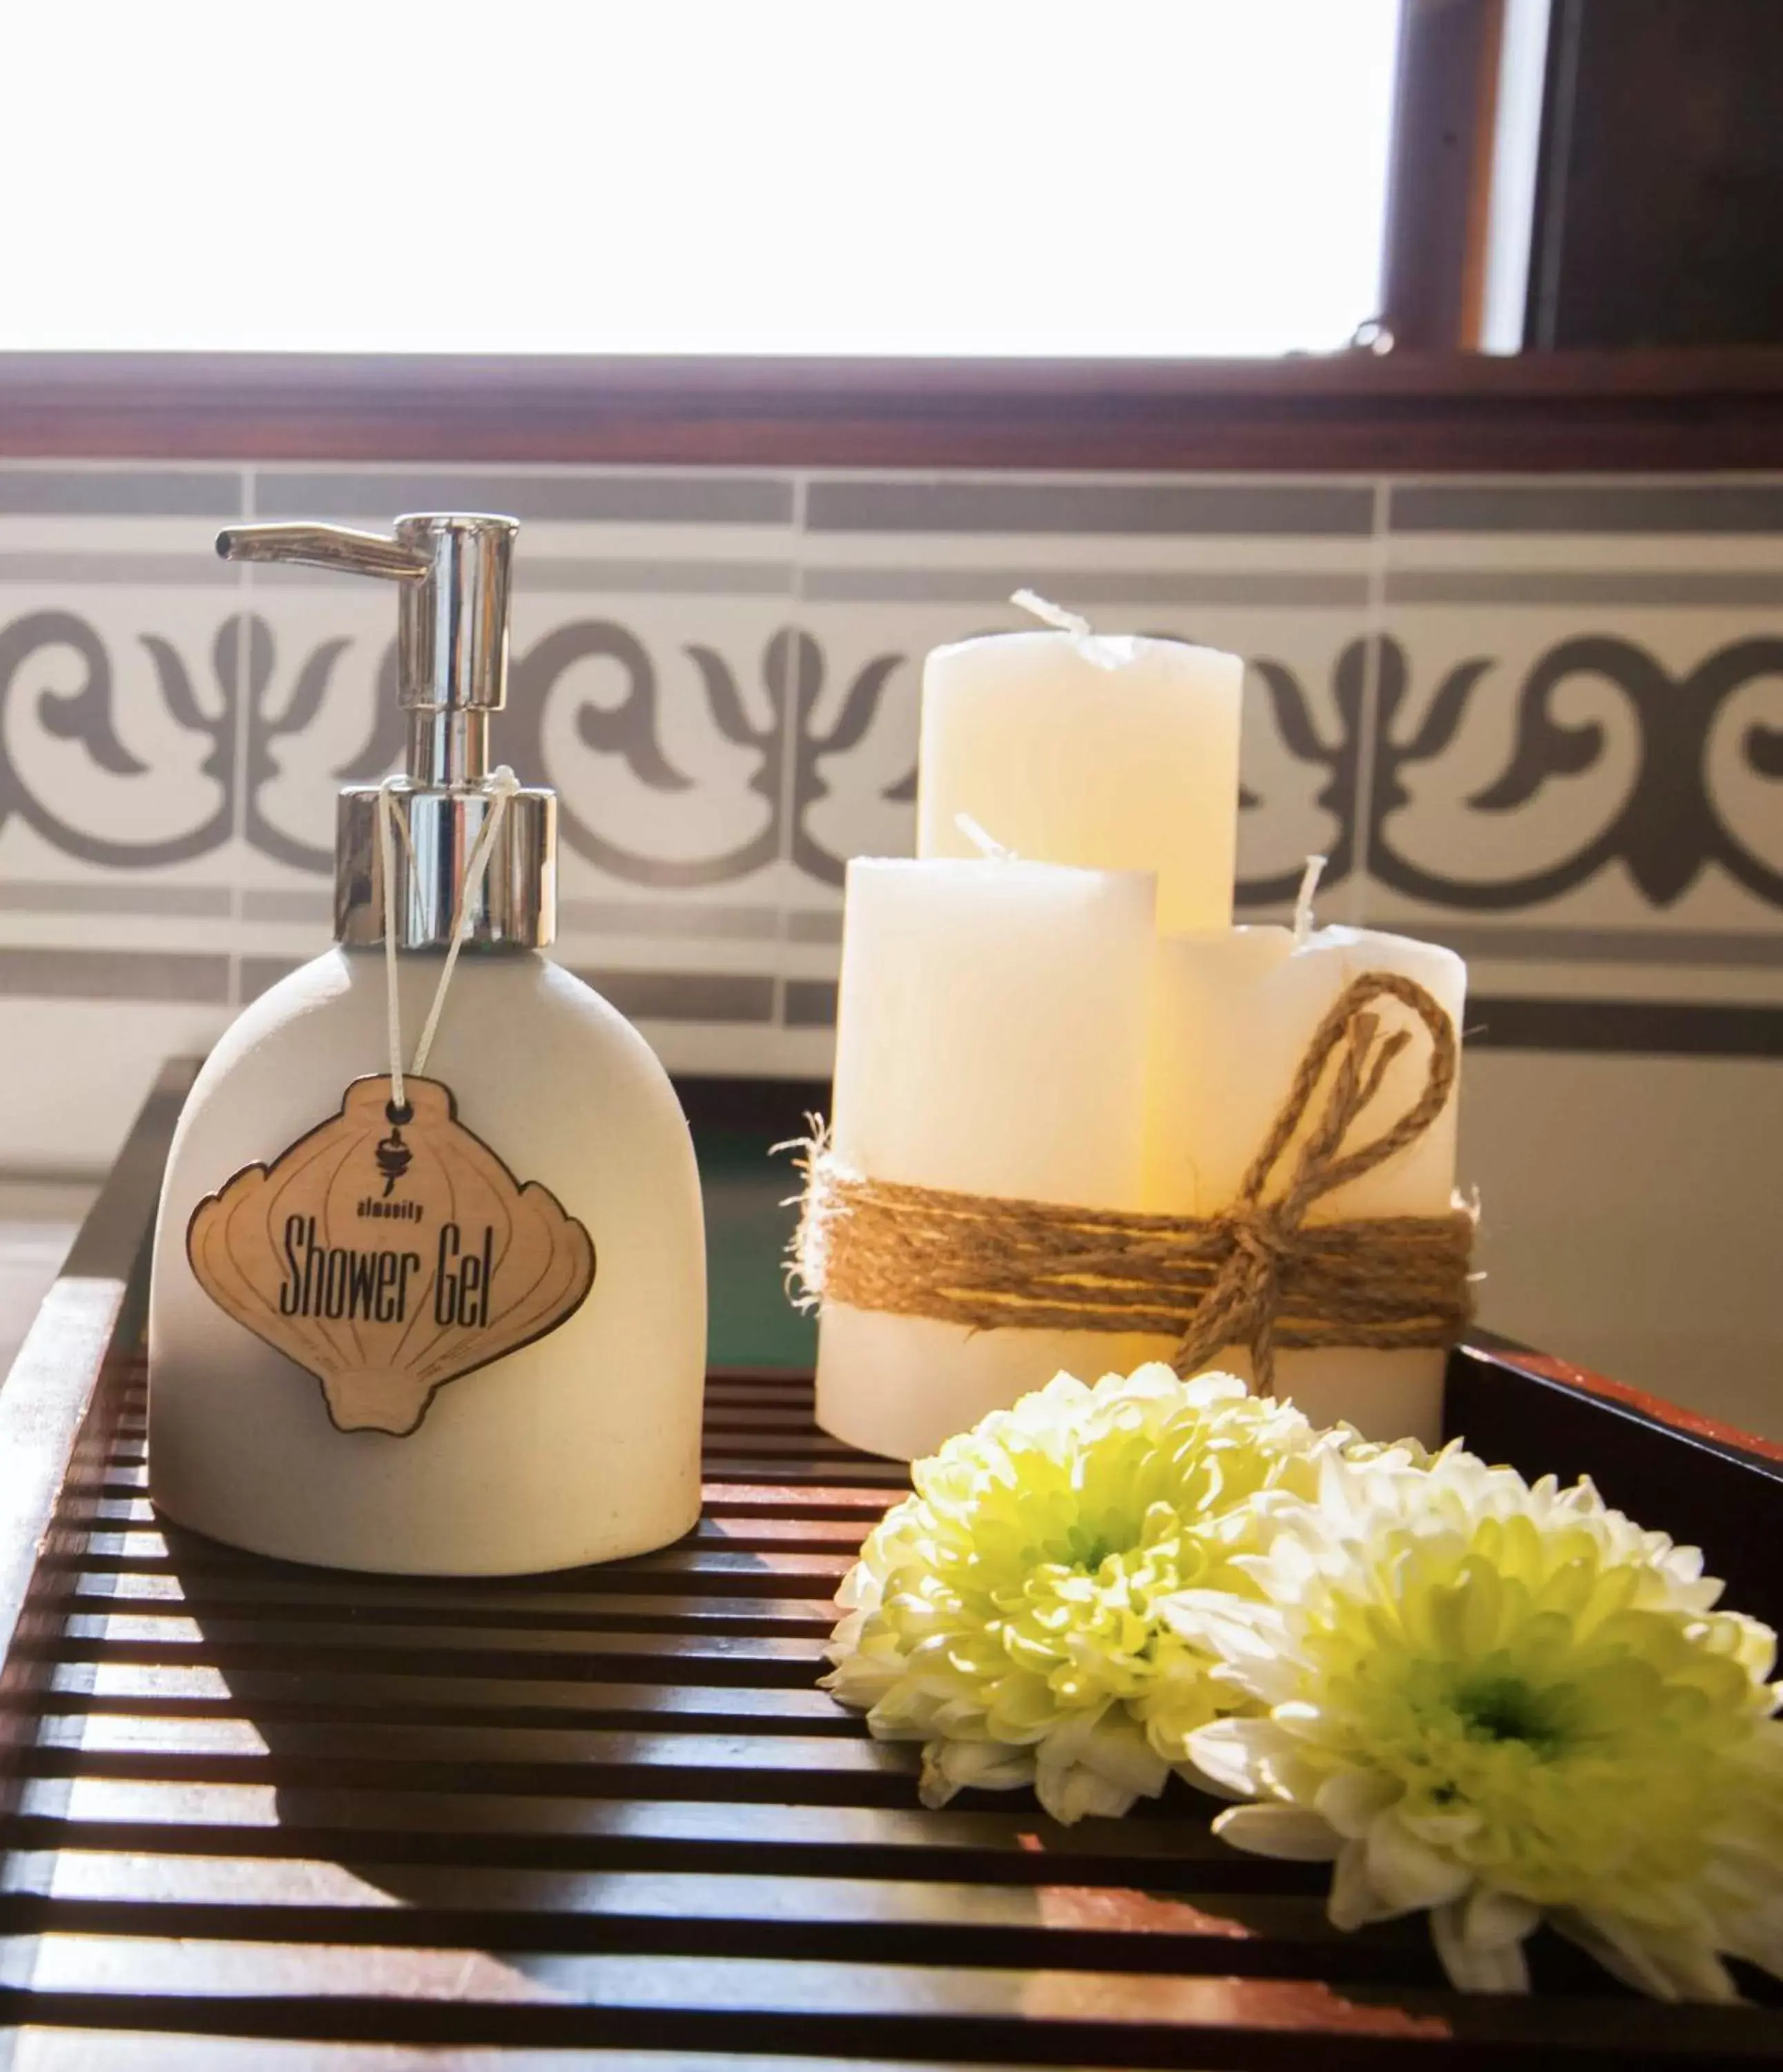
[816,856,1159,1461]
[1144,923,1467,1446]
[918,631,1244,933]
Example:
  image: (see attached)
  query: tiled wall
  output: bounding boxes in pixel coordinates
[1,461,1779,1427]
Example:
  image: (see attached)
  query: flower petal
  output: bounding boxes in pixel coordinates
[1431,1898,1532,1995]
[1460,1884,1543,1952]
[1364,1814,1472,1914]
[1314,1767,1403,1839]
[1185,1717,1292,1799]
[1159,1590,1287,1667]
[918,1737,1034,1808]
[1213,1803,1343,1862]
[1037,1761,1141,1825]
[1724,1903,1783,1986]
[1328,1836,1403,1930]
[1552,1909,1737,2004]
[1183,1370,1250,1410]
[1059,1710,1170,1798]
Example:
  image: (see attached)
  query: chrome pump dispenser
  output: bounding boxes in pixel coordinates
[220,513,552,950]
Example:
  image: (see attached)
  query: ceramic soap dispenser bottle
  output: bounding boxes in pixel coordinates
[149,512,706,1575]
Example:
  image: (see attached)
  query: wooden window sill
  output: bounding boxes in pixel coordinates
[6,347,1783,470]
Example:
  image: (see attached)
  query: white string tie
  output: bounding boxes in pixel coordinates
[376,767,523,1112]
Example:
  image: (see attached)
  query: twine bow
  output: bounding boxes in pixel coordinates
[1167,970,1458,1385]
[790,970,1472,1386]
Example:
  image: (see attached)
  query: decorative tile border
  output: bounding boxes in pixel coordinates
[1388,483,1783,533]
[0,459,1779,1169]
[1464,997,1783,1058]
[0,946,232,1002]
[253,470,796,526]
[0,469,242,517]
[802,479,1376,535]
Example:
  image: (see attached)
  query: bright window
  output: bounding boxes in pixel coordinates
[1,0,1401,356]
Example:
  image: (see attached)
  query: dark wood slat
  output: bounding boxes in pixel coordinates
[696,1390,827,1412]
[44,1526,856,1573]
[698,1482,905,1510]
[700,1388,842,1405]
[0,1857,1438,1984]
[37,1615,829,1683]
[1,1787,1301,1889]
[45,1557,851,1605]
[50,1575,839,1631]
[12,1667,856,1734]
[0,2040,969,2072]
[2,1937,1778,2066]
[687,1408,851,1432]
[10,1721,937,1811]
[693,1438,869,1461]
[703,1459,913,1486]
[0,1850,1385,1938]
[704,1368,816,1388]
[42,1513,875,1557]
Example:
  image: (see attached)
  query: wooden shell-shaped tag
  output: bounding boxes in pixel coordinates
[186,1076,596,1437]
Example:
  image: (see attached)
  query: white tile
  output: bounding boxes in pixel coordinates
[1461,1049,1782,1439]
[0,997,229,1173]
[0,1183,93,1378]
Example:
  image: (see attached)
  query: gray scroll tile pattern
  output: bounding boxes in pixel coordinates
[0,460,1781,1169]
[1364,485,1783,1062]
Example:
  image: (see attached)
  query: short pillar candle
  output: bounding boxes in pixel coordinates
[917,629,1244,934]
[1143,921,1467,1446]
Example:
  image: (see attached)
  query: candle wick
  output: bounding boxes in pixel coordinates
[1010,588,1122,673]
[955,812,1015,861]
[1010,588,1091,639]
[1293,853,1329,946]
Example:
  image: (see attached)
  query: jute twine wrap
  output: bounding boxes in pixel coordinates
[791,970,1475,1389]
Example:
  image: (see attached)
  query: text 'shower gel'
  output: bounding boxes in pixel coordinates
[149,513,706,1574]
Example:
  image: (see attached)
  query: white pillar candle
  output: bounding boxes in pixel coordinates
[917,629,1244,934]
[816,856,1159,1461]
[1143,922,1467,1446]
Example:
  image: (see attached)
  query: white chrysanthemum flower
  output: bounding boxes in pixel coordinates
[823,1363,1404,1825]
[1170,1447,1783,2002]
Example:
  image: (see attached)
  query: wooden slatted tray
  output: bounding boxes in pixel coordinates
[1,1063,1780,2068]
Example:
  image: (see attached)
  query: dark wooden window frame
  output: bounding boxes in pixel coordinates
[5,347,1783,474]
[6,3,1783,475]
[1380,0,1507,352]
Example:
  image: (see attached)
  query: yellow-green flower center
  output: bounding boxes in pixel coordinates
[830,1372,1345,1765]
[1061,1526,1124,1573]
[1452,1672,1568,1754]
[1294,1528,1773,1915]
